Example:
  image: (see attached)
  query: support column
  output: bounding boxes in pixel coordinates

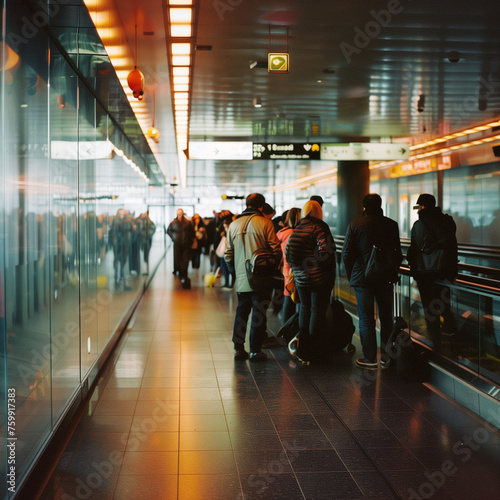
[336,160,370,236]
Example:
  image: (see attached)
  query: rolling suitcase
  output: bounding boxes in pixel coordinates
[277,311,299,343]
[385,281,428,380]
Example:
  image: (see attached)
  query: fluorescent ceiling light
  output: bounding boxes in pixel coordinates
[170,8,192,23]
[171,25,192,37]
[171,43,191,55]
[173,67,190,76]
[172,55,191,66]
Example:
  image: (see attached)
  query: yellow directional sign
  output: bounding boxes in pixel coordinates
[268,53,289,73]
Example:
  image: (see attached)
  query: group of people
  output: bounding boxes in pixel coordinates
[220,191,458,368]
[166,208,236,289]
[109,209,156,289]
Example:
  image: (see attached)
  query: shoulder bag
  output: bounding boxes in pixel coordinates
[241,215,281,291]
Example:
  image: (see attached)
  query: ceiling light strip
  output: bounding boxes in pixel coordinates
[410,120,500,151]
[371,134,500,171]
[166,0,197,188]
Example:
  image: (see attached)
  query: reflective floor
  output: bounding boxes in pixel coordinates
[38,255,500,499]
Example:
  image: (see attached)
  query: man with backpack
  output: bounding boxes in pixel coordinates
[342,194,403,370]
[407,194,458,350]
[224,193,281,361]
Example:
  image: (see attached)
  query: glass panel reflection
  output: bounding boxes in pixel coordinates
[49,41,81,421]
[0,3,167,493]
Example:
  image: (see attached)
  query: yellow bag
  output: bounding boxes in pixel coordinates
[204,267,220,287]
[285,270,300,303]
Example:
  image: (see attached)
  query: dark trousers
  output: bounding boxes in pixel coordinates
[144,237,152,264]
[192,248,202,269]
[232,290,272,352]
[220,257,234,287]
[416,277,456,348]
[175,244,191,280]
[296,284,332,357]
[282,295,297,325]
[353,282,393,362]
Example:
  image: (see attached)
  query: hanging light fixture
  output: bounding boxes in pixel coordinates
[127,24,145,100]
[147,89,161,143]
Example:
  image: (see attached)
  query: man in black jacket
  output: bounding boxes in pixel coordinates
[167,209,195,287]
[407,194,458,349]
[342,194,402,370]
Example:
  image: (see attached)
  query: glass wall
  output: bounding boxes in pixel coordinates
[0,2,170,497]
[371,162,500,245]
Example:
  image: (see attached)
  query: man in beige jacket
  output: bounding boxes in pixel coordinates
[224,193,281,361]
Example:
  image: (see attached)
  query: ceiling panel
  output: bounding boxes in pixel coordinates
[95,0,500,189]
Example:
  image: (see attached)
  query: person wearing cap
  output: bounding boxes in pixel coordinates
[342,193,403,370]
[407,194,458,349]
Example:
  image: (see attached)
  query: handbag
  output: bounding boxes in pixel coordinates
[416,245,447,274]
[415,222,448,274]
[364,244,400,284]
[216,236,226,258]
[285,270,300,303]
[242,215,281,291]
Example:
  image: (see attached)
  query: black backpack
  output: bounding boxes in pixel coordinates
[327,299,355,351]
[364,245,401,284]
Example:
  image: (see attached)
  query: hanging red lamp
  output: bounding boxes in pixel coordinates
[128,25,144,100]
[127,67,144,100]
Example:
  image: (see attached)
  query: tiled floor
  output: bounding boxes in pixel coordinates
[39,257,500,499]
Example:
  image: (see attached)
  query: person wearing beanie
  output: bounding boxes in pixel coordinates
[342,193,402,370]
[224,193,281,362]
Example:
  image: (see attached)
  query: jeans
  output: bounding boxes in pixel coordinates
[353,283,394,363]
[233,290,272,352]
[282,295,297,325]
[296,284,332,357]
[220,257,234,287]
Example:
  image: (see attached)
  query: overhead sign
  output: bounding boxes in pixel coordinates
[188,141,253,160]
[268,53,289,73]
[321,143,410,161]
[51,140,114,160]
[253,142,320,160]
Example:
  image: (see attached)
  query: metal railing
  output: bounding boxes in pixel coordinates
[334,237,500,391]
